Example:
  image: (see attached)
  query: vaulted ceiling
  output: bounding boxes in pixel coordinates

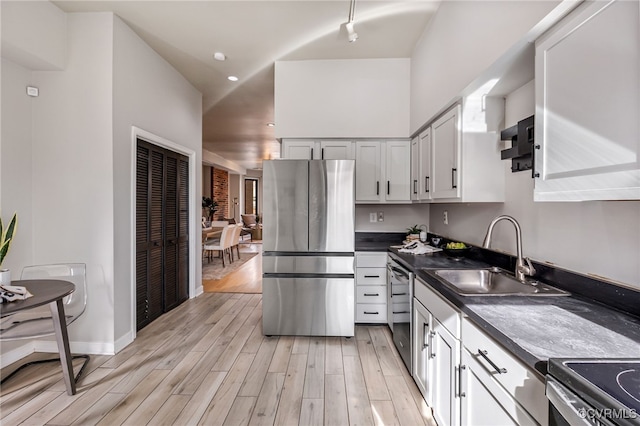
[54,1,440,171]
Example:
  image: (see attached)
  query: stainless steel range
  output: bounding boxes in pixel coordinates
[547,358,640,426]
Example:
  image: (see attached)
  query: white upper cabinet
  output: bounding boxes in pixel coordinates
[355,140,411,203]
[411,136,420,201]
[319,140,354,160]
[534,0,640,201]
[281,139,354,160]
[355,141,382,201]
[418,128,432,201]
[431,105,462,199]
[281,139,316,159]
[385,140,411,202]
[427,101,505,203]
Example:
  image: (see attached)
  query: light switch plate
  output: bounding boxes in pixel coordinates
[369,212,377,223]
[26,86,39,97]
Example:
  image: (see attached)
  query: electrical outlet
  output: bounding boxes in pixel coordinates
[370,212,377,223]
[443,210,449,225]
[378,211,384,222]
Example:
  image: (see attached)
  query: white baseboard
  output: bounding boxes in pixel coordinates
[114,330,134,354]
[33,339,115,355]
[0,342,36,368]
[194,284,204,297]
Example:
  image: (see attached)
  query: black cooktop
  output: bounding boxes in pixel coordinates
[548,359,640,425]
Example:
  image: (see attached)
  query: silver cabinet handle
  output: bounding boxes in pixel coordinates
[363,293,379,297]
[364,311,379,315]
[451,168,457,189]
[363,275,380,278]
[477,349,507,374]
[429,331,436,358]
[456,365,466,398]
[392,311,410,314]
[423,323,429,349]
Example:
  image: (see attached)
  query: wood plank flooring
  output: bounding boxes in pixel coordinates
[1,293,435,426]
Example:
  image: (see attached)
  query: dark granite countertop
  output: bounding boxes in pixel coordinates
[355,232,405,252]
[389,248,640,377]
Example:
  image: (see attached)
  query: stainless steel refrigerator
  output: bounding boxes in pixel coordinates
[262,159,355,337]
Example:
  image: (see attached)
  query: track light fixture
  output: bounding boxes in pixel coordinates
[346,0,358,42]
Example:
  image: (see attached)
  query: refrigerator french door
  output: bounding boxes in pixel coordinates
[262,160,355,337]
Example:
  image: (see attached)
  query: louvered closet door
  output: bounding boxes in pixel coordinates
[136,140,189,331]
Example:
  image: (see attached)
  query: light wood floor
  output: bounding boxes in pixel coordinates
[203,254,263,294]
[1,292,436,426]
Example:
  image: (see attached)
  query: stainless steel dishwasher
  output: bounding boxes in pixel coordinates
[387,253,414,373]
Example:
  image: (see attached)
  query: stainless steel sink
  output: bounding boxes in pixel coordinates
[432,268,570,296]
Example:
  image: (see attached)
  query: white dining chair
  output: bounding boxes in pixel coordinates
[0,263,90,386]
[230,225,242,261]
[203,225,234,267]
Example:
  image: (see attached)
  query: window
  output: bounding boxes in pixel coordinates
[244,178,258,215]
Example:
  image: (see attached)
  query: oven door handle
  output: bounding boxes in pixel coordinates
[389,266,409,280]
[546,377,596,426]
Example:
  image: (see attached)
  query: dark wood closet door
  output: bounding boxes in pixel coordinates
[136,140,189,331]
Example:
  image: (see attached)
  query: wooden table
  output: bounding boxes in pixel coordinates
[0,279,78,395]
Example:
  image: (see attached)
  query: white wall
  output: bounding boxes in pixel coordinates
[429,81,640,290]
[355,204,430,233]
[0,5,203,364]
[0,58,36,358]
[275,59,410,138]
[30,13,115,353]
[1,0,66,70]
[410,0,560,133]
[112,15,202,343]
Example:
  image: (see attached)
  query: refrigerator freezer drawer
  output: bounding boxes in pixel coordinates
[262,277,354,336]
[262,256,354,274]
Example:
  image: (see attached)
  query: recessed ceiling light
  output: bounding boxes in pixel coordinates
[213,52,226,61]
[227,76,239,82]
[266,122,275,127]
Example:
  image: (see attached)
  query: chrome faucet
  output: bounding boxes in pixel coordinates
[482,215,536,283]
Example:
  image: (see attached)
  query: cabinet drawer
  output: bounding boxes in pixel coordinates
[355,252,387,267]
[356,303,387,323]
[356,267,386,285]
[390,283,410,303]
[415,278,461,338]
[356,286,386,304]
[462,318,548,425]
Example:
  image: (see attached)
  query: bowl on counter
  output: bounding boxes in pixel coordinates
[443,246,471,258]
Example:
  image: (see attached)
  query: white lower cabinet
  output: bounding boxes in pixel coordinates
[412,278,548,426]
[461,318,548,426]
[460,349,537,426]
[355,252,387,323]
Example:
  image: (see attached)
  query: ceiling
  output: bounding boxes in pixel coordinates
[54,1,440,171]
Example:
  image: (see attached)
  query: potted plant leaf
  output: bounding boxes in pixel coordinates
[0,212,17,285]
[202,197,218,221]
[406,224,421,241]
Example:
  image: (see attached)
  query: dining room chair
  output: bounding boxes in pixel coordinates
[230,225,242,261]
[0,263,90,386]
[203,225,234,267]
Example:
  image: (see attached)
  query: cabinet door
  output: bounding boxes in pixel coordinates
[320,140,354,160]
[282,140,316,159]
[413,299,432,405]
[432,319,461,426]
[431,105,461,200]
[418,128,432,201]
[411,136,420,201]
[355,141,382,202]
[534,0,640,201]
[460,350,538,426]
[385,140,411,201]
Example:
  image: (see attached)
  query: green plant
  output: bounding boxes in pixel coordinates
[406,224,421,235]
[202,197,218,218]
[0,212,17,268]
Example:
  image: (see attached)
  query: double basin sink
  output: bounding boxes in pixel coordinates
[431,267,569,296]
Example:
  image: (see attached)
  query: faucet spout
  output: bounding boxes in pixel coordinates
[482,215,535,283]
